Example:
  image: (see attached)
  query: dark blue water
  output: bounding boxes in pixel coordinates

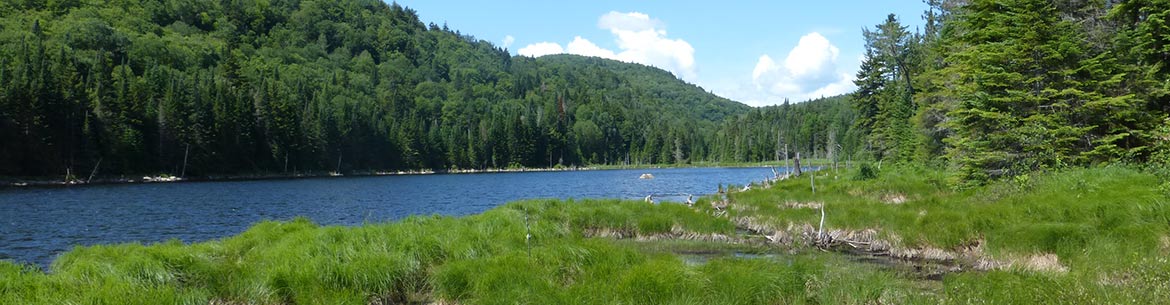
[0,167,779,268]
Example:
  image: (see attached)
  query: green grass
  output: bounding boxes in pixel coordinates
[718,165,1169,254]
[589,158,837,170]
[715,164,1170,304]
[0,195,930,304]
[2,166,1167,304]
[0,199,741,304]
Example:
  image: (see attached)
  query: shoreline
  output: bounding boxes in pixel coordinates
[0,160,836,189]
[0,166,595,189]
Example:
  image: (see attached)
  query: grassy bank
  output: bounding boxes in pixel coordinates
[711,165,1170,303]
[590,159,836,170]
[2,166,1167,304]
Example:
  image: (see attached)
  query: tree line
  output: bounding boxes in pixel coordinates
[7,0,1159,185]
[851,0,1170,185]
[709,96,861,166]
[0,0,755,178]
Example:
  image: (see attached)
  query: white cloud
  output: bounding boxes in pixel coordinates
[502,35,515,49]
[514,11,697,81]
[518,42,564,57]
[742,32,855,106]
[785,33,839,78]
[565,36,617,59]
[598,11,661,32]
[752,55,777,87]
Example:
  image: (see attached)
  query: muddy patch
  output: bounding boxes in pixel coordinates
[845,252,959,281]
[974,253,1068,273]
[733,219,1069,275]
[783,201,823,209]
[881,193,907,204]
[582,226,745,244]
[675,249,784,266]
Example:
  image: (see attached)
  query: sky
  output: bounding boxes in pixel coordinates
[392,1,928,107]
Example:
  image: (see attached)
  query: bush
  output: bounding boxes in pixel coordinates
[854,163,878,180]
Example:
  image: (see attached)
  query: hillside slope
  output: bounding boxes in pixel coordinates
[0,0,748,177]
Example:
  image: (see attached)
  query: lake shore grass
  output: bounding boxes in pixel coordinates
[3,166,1167,304]
[590,159,836,170]
[705,164,1170,303]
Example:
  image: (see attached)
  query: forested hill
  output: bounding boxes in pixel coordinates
[533,55,746,122]
[0,0,749,177]
[710,95,859,164]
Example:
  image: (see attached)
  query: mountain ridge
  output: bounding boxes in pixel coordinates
[0,0,750,177]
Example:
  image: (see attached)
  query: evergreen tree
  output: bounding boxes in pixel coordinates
[852,14,918,163]
[941,0,1104,183]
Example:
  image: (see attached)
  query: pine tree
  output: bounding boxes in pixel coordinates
[1107,0,1170,161]
[941,0,1101,183]
[852,14,918,163]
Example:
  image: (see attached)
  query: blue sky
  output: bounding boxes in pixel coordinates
[392,1,928,107]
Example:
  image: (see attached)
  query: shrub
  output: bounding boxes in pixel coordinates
[854,163,878,180]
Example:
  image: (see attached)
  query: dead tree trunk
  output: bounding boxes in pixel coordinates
[784,144,791,176]
[793,152,802,176]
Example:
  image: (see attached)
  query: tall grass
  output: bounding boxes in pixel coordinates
[2,166,1166,304]
[720,164,1170,304]
[0,198,740,304]
[723,165,1169,260]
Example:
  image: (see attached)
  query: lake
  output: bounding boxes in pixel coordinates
[0,167,784,268]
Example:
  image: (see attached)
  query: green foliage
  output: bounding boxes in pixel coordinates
[933,0,1093,183]
[3,167,1169,303]
[1111,0,1170,115]
[854,162,878,180]
[1151,118,1170,169]
[723,165,1170,303]
[0,1,749,177]
[727,165,1169,266]
[711,96,860,164]
[854,14,920,164]
[849,0,1170,186]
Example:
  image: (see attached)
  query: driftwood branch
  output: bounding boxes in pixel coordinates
[817,204,825,241]
[87,158,102,183]
[181,144,190,178]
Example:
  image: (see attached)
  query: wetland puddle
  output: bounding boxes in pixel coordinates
[669,247,956,282]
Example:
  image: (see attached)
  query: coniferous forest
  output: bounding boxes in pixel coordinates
[852,0,1169,185]
[0,0,759,178]
[4,1,1170,304]
[1,0,1169,186]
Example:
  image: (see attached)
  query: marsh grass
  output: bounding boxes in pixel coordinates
[2,166,1166,304]
[589,159,835,170]
[716,165,1170,304]
[720,165,1168,256]
[0,198,744,304]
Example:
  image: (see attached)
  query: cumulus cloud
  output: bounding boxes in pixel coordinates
[566,36,617,58]
[516,11,697,81]
[518,42,564,57]
[745,32,855,106]
[502,35,515,49]
[598,11,661,32]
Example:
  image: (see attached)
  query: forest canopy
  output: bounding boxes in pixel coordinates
[2,0,1167,186]
[0,0,761,177]
[849,0,1170,185]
